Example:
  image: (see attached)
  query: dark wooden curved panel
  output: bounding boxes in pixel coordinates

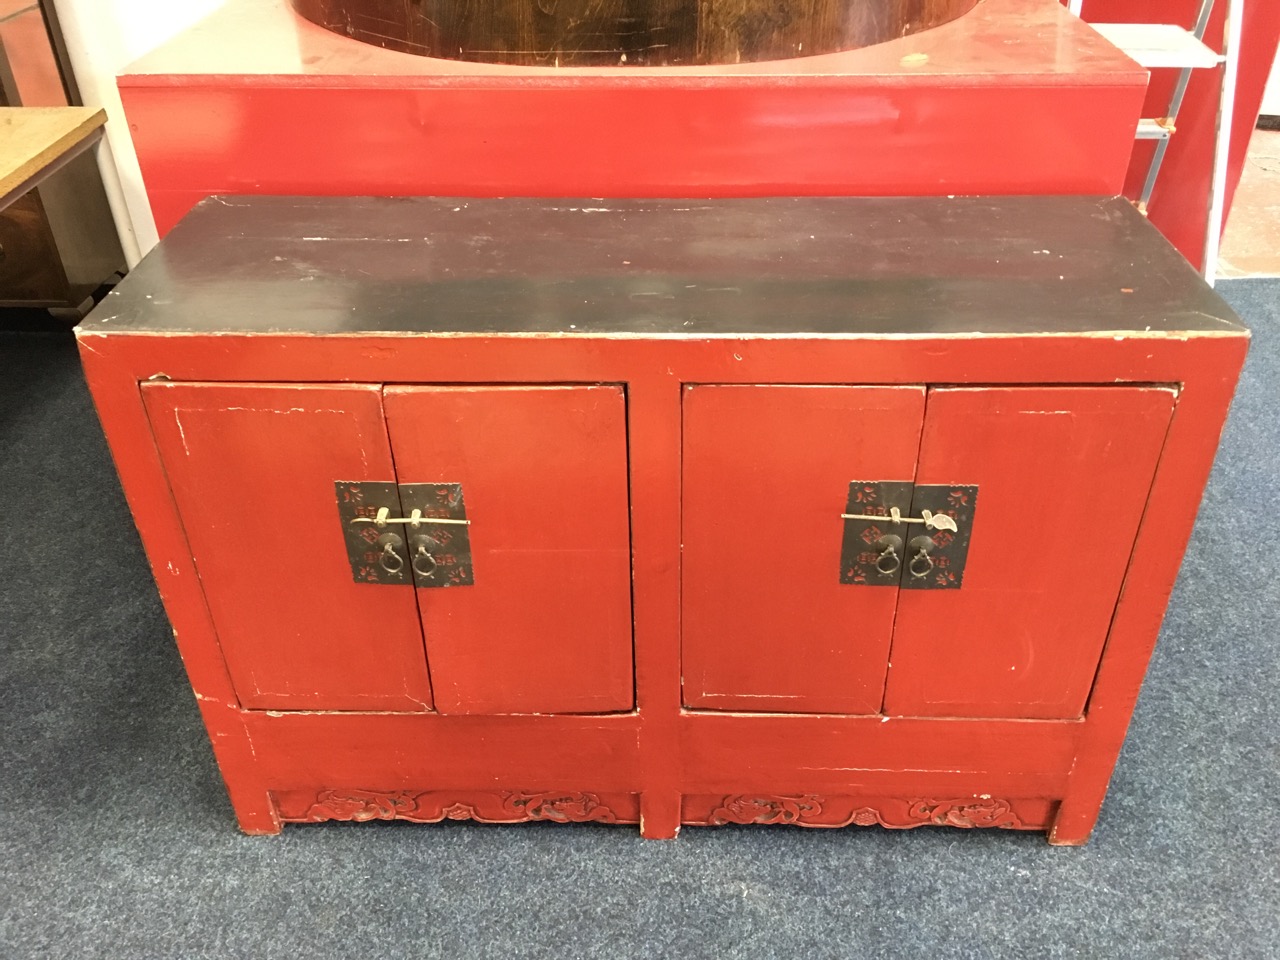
[289,0,980,66]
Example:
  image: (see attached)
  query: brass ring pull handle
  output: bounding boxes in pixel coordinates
[351,507,471,529]
[841,506,958,533]
[907,535,936,579]
[378,539,405,575]
[412,539,438,579]
[874,534,903,575]
[909,550,935,579]
[876,546,901,575]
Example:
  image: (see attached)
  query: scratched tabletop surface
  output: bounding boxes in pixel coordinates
[79,195,1246,338]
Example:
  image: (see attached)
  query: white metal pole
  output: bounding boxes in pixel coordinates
[1203,0,1243,284]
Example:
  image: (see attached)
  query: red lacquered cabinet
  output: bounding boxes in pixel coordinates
[77,196,1247,844]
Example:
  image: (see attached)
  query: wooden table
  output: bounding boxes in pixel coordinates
[0,106,105,211]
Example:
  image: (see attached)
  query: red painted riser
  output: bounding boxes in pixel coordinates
[122,81,1146,240]
[117,0,1148,238]
[115,0,1280,269]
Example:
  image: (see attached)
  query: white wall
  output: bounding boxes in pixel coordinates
[1262,46,1280,116]
[50,0,226,266]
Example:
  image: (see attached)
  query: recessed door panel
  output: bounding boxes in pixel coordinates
[383,385,633,715]
[681,385,927,713]
[883,386,1175,719]
[143,382,434,711]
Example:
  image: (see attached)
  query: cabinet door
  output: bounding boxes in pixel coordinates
[383,385,633,715]
[883,386,1175,719]
[143,382,434,711]
[681,385,927,713]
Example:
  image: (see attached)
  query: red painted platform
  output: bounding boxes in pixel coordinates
[118,0,1147,238]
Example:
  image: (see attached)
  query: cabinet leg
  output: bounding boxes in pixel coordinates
[640,791,681,839]
[1047,799,1099,846]
[229,787,282,836]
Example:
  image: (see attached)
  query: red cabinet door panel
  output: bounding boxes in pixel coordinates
[383,385,633,715]
[883,386,1176,719]
[143,382,434,711]
[681,385,926,714]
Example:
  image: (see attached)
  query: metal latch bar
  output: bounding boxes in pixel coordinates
[349,507,471,528]
[840,506,958,532]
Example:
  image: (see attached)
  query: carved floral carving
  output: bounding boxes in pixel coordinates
[294,789,624,825]
[305,789,419,821]
[709,795,825,825]
[906,798,1023,829]
[703,795,1026,830]
[504,791,618,823]
[288,790,1030,831]
[438,802,482,821]
[847,807,893,827]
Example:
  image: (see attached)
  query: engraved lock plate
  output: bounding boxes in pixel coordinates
[335,481,411,585]
[398,483,475,588]
[839,481,915,586]
[900,484,979,590]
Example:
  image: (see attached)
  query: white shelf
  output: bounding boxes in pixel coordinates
[1092,23,1223,70]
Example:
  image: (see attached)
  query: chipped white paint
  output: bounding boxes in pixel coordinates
[173,410,191,456]
[798,773,977,778]
[217,406,349,415]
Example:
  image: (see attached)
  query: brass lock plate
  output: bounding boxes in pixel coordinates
[335,481,412,585]
[839,481,915,586]
[398,483,475,588]
[900,484,978,591]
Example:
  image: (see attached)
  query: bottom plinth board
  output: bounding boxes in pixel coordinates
[274,788,641,824]
[682,794,1055,831]
[274,789,1054,832]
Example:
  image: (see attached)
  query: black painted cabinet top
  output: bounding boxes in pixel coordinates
[81,196,1245,337]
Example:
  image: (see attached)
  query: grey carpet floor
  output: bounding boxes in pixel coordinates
[1,280,1277,959]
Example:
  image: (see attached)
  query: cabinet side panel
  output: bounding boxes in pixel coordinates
[383,385,634,714]
[142,382,434,711]
[884,386,1175,719]
[681,384,925,714]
